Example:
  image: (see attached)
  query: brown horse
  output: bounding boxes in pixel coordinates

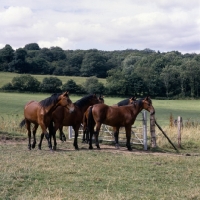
[82,95,105,143]
[46,94,102,150]
[113,97,136,107]
[82,97,135,143]
[19,92,74,150]
[87,96,155,151]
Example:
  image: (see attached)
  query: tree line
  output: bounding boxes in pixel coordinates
[0,43,200,98]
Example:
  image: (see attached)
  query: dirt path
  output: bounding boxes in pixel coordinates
[0,134,189,157]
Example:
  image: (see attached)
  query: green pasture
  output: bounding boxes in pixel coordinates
[1,92,200,199]
[0,72,106,88]
[0,91,200,126]
[0,141,200,200]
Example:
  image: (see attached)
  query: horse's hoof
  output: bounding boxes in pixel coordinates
[32,144,36,149]
[53,146,56,151]
[38,145,41,150]
[128,147,132,151]
[89,146,93,149]
[97,145,101,149]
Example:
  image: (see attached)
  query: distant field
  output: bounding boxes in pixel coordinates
[0,92,200,126]
[0,72,107,88]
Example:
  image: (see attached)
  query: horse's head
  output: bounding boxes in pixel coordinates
[142,96,155,115]
[59,91,75,113]
[98,95,105,104]
[129,97,137,105]
[90,94,100,105]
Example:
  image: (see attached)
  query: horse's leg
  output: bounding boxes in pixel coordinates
[38,133,44,150]
[40,123,52,150]
[125,126,132,151]
[113,127,120,149]
[48,121,57,150]
[32,124,38,149]
[89,128,94,149]
[73,126,79,150]
[52,132,57,150]
[95,122,101,149]
[26,121,31,150]
[59,127,66,142]
[82,128,86,143]
[86,128,89,143]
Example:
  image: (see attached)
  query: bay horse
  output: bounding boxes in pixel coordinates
[82,97,135,143]
[46,94,102,150]
[19,91,74,150]
[82,95,105,143]
[87,96,155,151]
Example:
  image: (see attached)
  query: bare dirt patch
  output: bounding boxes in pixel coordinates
[0,134,197,157]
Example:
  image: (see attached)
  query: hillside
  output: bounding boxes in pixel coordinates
[0,72,106,88]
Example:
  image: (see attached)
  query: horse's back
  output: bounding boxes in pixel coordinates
[24,101,40,123]
[92,104,133,126]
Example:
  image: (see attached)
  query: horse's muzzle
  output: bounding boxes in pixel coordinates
[150,110,155,115]
[68,107,75,113]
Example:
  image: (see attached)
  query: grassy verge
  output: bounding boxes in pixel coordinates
[0,140,200,200]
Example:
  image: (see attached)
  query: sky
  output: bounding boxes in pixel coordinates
[0,0,199,54]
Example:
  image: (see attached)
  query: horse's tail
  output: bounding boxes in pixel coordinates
[19,119,26,128]
[87,106,95,133]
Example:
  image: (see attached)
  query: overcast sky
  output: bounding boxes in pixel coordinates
[0,0,199,53]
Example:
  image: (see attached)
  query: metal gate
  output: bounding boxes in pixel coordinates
[69,111,148,150]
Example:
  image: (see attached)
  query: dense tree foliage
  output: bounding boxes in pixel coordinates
[40,77,62,93]
[0,43,200,98]
[62,79,85,94]
[1,74,40,92]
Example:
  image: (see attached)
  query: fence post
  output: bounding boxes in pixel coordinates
[68,126,73,139]
[177,116,182,148]
[150,114,157,148]
[142,111,148,150]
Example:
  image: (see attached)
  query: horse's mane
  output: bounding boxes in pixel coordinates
[98,96,104,103]
[135,97,152,106]
[39,93,61,108]
[75,94,96,108]
[117,99,130,106]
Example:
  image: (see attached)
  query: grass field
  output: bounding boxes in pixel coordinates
[1,91,200,199]
[0,72,107,88]
[0,140,200,200]
[0,91,200,125]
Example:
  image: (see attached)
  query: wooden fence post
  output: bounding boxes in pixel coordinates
[177,116,183,148]
[68,126,73,139]
[142,111,148,150]
[150,114,157,148]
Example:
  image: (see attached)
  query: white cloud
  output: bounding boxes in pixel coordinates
[38,37,73,49]
[0,0,199,53]
[0,6,33,26]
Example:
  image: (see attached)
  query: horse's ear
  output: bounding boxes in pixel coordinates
[63,91,69,96]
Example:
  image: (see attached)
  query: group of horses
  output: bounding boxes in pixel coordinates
[19,92,155,151]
